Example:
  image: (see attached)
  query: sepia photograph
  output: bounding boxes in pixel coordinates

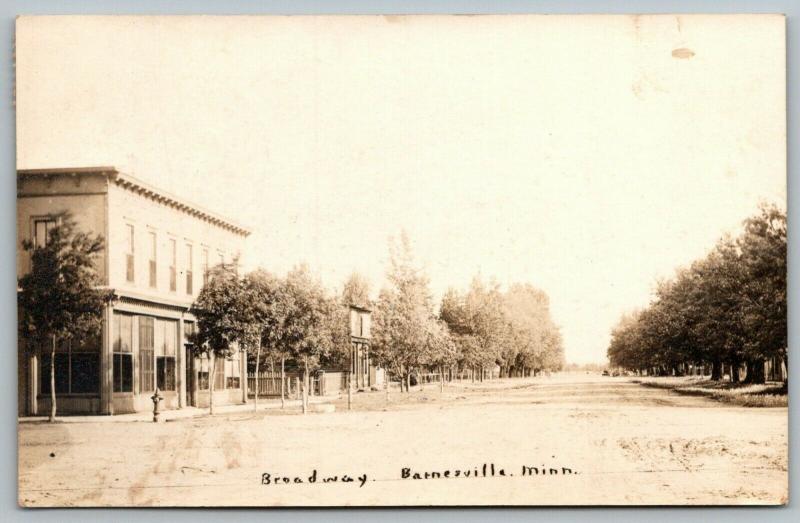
[14,14,787,507]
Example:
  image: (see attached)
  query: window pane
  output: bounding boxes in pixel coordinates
[71,353,100,393]
[116,314,133,352]
[198,371,209,390]
[55,337,70,353]
[126,225,135,282]
[35,221,47,248]
[139,317,155,392]
[114,353,133,393]
[126,254,134,282]
[122,354,133,392]
[75,333,101,352]
[185,244,193,295]
[148,232,157,287]
[157,357,176,391]
[202,249,209,285]
[169,239,177,291]
[127,224,135,253]
[40,353,70,394]
[163,320,177,356]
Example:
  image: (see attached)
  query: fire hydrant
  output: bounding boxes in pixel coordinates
[151,388,164,423]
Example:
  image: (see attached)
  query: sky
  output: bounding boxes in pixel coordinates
[16,15,786,364]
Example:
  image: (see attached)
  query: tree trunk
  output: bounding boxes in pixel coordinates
[781,354,788,383]
[254,343,261,412]
[710,360,722,380]
[385,369,390,403]
[730,359,741,384]
[406,371,411,393]
[439,366,444,393]
[347,371,352,410]
[280,356,286,409]
[302,357,309,414]
[744,359,766,384]
[209,352,216,415]
[49,335,57,423]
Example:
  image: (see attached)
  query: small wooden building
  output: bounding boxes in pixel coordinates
[349,305,375,389]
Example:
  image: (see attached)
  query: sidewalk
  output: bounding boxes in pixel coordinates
[18,395,336,424]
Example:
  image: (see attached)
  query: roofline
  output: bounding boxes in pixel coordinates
[18,166,251,237]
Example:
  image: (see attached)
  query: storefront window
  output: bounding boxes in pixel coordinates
[156,319,177,391]
[113,313,133,393]
[139,317,155,392]
[226,351,241,389]
[40,334,101,396]
[198,354,209,390]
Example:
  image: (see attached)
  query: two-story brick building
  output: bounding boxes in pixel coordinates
[17,167,251,415]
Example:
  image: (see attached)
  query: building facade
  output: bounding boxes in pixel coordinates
[17,167,250,415]
[349,305,378,389]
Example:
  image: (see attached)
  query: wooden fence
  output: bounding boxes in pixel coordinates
[247,372,322,398]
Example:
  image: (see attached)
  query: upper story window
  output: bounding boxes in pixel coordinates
[202,248,210,286]
[185,243,193,295]
[125,224,135,283]
[147,231,157,288]
[169,238,177,292]
[33,218,56,249]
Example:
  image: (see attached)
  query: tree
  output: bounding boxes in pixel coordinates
[606,204,787,383]
[244,269,283,410]
[502,283,563,377]
[440,277,507,381]
[280,265,334,413]
[18,212,113,422]
[190,262,248,414]
[371,232,434,392]
[341,272,372,309]
[737,204,786,383]
[423,319,459,392]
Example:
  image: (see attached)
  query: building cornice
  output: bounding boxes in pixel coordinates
[18,166,251,237]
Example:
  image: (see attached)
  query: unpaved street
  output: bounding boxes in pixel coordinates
[18,374,787,506]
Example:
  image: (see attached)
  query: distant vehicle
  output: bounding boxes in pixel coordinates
[602,370,610,376]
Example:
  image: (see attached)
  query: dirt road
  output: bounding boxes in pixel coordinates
[18,374,787,506]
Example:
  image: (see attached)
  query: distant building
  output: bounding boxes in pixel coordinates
[349,305,380,389]
[17,167,250,415]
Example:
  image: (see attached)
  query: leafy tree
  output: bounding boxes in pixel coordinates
[737,204,786,383]
[244,269,284,410]
[371,232,434,392]
[341,272,372,309]
[422,319,460,392]
[280,265,334,413]
[502,283,563,376]
[18,212,113,422]
[190,262,248,414]
[440,277,509,381]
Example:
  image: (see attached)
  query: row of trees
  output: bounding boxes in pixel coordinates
[371,233,565,391]
[607,204,787,384]
[190,264,349,414]
[193,232,565,407]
